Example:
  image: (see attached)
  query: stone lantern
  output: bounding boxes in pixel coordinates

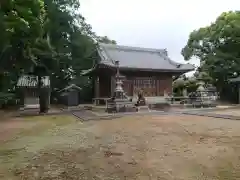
[112,60,126,99]
[106,61,136,113]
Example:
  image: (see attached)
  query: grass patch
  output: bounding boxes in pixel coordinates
[216,159,240,180]
[0,115,78,179]
[20,115,77,135]
[0,115,77,145]
[23,115,77,124]
[1,114,240,179]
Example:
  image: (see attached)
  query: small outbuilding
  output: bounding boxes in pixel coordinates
[17,75,50,109]
[229,76,240,104]
[59,84,82,106]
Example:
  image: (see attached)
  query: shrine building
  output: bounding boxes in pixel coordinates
[83,43,195,103]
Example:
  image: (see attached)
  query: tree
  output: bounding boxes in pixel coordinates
[173,76,199,96]
[0,0,96,109]
[0,0,49,109]
[0,0,116,109]
[182,11,240,99]
[43,0,97,102]
[0,0,46,69]
[98,36,117,44]
[193,71,213,84]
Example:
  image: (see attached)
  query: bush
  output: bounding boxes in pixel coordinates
[0,92,19,109]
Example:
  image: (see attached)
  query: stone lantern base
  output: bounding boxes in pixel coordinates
[106,99,137,113]
[106,60,136,113]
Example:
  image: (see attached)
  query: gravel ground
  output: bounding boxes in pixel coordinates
[0,114,240,179]
[211,109,240,116]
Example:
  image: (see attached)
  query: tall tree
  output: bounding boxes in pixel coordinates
[0,0,49,108]
[0,0,46,73]
[182,11,240,96]
[0,0,116,108]
[43,0,97,91]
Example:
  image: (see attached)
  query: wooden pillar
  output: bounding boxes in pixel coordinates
[94,76,100,98]
[133,77,136,97]
[129,78,134,96]
[171,75,173,96]
[48,87,51,108]
[156,78,160,96]
[18,88,25,108]
[238,84,240,104]
[111,75,116,96]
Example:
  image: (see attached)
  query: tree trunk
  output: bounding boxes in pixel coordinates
[38,76,49,113]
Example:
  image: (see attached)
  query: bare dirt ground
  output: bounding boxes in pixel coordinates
[0,114,240,180]
[211,108,240,116]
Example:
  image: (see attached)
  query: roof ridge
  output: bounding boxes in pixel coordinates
[99,43,166,54]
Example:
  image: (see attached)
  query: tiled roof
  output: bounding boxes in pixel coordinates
[229,76,240,83]
[59,84,82,92]
[17,75,50,87]
[97,43,195,72]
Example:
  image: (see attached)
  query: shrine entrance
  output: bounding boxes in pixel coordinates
[133,77,157,96]
[123,79,133,96]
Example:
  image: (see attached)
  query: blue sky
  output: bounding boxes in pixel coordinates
[80,0,239,69]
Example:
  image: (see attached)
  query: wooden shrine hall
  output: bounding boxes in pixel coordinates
[83,43,195,104]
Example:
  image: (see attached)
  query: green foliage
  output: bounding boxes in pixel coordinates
[0,92,16,108]
[182,11,240,96]
[173,76,199,96]
[98,36,117,44]
[0,0,117,109]
[0,0,46,70]
[193,71,213,84]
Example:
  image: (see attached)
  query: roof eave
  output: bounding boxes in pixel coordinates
[58,84,82,93]
[98,63,194,73]
[229,77,240,83]
[80,65,98,76]
[119,68,194,73]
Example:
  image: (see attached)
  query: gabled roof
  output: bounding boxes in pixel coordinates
[97,43,195,72]
[58,84,82,93]
[229,76,240,83]
[17,75,50,87]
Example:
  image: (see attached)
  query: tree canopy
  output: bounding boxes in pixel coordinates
[0,0,116,108]
[182,11,240,94]
[98,36,117,44]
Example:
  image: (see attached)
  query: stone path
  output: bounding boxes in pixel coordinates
[72,110,183,121]
[64,105,240,121]
[72,110,122,121]
[71,106,240,121]
[182,111,240,120]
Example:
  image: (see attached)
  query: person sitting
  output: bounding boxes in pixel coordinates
[136,89,146,106]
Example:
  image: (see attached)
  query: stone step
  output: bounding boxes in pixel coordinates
[137,106,150,112]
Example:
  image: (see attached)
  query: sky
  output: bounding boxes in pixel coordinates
[80,0,239,70]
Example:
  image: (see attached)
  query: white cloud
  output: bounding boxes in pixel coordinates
[80,0,240,68]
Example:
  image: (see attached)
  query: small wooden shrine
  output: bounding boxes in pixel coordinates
[58,84,82,106]
[17,75,50,110]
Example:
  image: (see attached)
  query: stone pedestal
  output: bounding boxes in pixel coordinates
[106,99,137,113]
[137,105,150,112]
